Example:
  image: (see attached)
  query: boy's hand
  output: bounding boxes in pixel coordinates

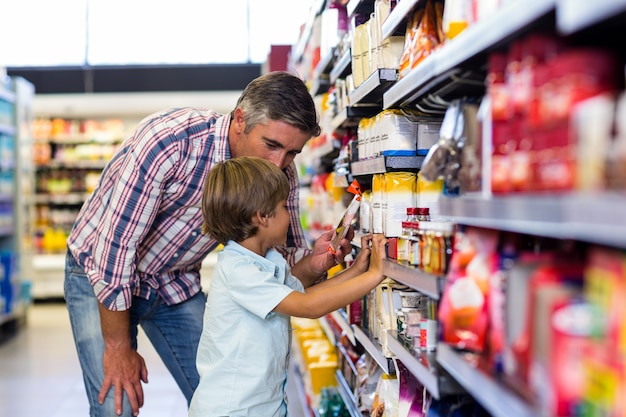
[368,234,388,275]
[351,234,374,273]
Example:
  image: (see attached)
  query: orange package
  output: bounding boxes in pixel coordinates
[399,9,424,78]
[410,0,443,70]
[328,179,362,255]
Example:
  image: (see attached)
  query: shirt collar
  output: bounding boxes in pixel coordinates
[211,113,232,165]
[223,241,287,274]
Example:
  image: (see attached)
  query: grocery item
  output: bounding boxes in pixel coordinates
[328,179,362,255]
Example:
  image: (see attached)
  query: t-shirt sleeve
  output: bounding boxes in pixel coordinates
[227,261,295,319]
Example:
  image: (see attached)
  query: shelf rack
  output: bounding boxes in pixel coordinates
[387,332,462,400]
[437,343,538,417]
[295,0,626,414]
[439,193,626,249]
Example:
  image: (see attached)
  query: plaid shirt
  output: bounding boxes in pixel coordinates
[67,107,310,311]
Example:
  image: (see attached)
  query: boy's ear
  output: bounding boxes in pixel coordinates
[253,211,268,227]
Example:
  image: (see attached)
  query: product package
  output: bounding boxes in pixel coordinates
[371,174,385,234]
[328,179,362,255]
[438,226,499,354]
[383,171,417,237]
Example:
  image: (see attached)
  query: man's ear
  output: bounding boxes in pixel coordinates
[232,107,245,134]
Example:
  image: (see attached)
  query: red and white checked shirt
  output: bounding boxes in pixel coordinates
[67,107,310,311]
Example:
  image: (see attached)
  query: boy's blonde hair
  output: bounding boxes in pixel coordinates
[201,156,290,244]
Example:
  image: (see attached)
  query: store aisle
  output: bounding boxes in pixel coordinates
[0,301,309,417]
[0,302,188,417]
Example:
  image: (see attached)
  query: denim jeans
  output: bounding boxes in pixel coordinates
[64,251,206,417]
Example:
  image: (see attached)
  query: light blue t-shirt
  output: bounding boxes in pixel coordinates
[189,241,305,417]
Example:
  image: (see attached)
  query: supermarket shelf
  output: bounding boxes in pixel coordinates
[32,253,66,299]
[0,88,16,102]
[310,77,331,97]
[0,226,14,237]
[319,315,337,347]
[37,136,123,144]
[330,309,355,346]
[381,0,420,39]
[0,123,16,136]
[290,363,316,417]
[31,251,220,299]
[382,259,442,300]
[350,155,425,176]
[387,331,461,400]
[384,0,555,109]
[0,311,19,327]
[437,343,537,417]
[384,48,437,109]
[557,0,626,34]
[439,193,626,249]
[433,0,555,75]
[292,0,326,63]
[310,50,335,96]
[335,369,361,417]
[349,69,398,106]
[354,237,442,299]
[353,326,394,375]
[347,0,374,18]
[0,309,27,340]
[329,50,351,84]
[34,193,92,205]
[41,160,109,169]
[331,106,379,131]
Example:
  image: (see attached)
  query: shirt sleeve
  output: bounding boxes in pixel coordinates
[227,261,296,320]
[89,117,181,310]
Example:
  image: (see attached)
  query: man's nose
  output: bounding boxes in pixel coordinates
[269,152,289,169]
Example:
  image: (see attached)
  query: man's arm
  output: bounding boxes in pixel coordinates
[97,303,148,416]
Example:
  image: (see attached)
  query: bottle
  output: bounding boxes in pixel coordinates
[417,207,431,221]
[398,207,418,263]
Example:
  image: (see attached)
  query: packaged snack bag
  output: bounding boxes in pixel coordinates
[328,179,362,255]
[438,226,499,353]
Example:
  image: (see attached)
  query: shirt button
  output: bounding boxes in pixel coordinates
[173,253,179,258]
[192,231,198,237]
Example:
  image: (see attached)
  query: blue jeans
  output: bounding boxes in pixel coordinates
[64,251,206,417]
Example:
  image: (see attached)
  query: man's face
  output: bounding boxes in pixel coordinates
[230,109,311,170]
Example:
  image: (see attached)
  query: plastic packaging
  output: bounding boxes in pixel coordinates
[328,179,362,255]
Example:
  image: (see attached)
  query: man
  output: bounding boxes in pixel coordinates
[64,71,353,417]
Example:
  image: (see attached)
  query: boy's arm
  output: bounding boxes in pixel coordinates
[303,233,376,290]
[274,234,386,319]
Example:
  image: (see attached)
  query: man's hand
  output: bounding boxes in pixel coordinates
[291,226,356,287]
[99,345,148,416]
[97,303,148,416]
[312,226,355,273]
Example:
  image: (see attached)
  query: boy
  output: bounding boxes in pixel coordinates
[189,156,387,416]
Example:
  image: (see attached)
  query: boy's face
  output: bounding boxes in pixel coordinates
[265,199,290,247]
